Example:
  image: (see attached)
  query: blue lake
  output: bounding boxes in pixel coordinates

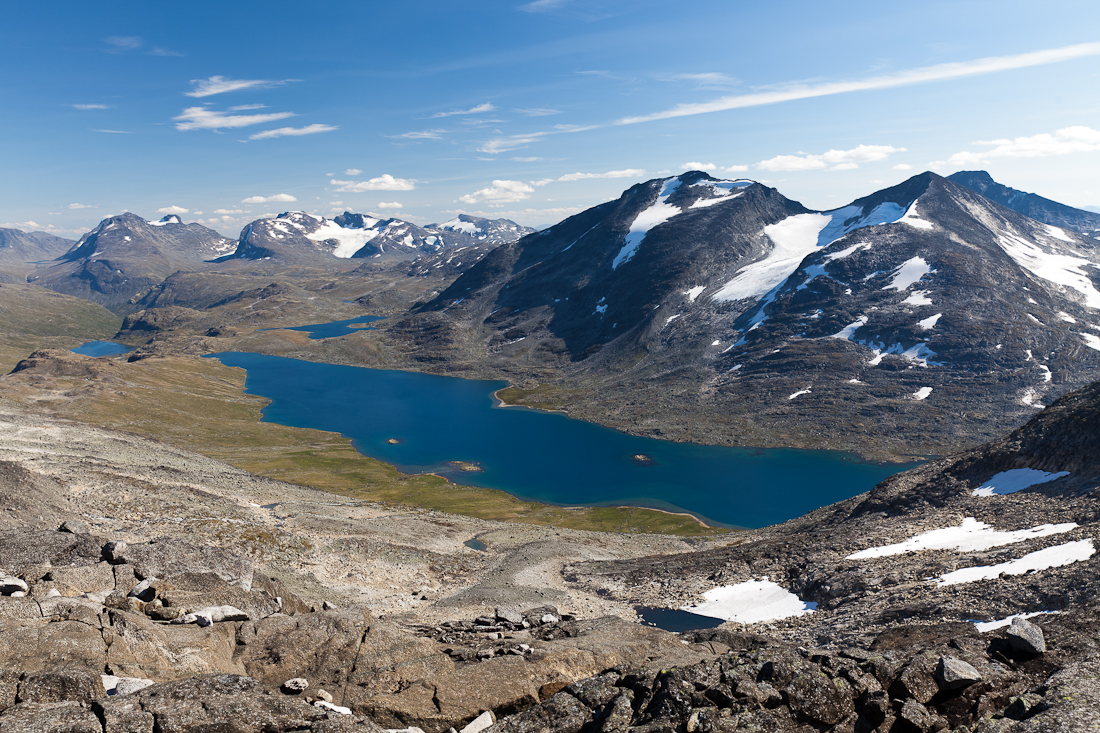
[269,316,386,339]
[71,341,134,357]
[208,351,915,528]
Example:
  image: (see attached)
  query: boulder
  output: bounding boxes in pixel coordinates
[282,678,309,694]
[0,619,107,674]
[935,656,983,690]
[0,530,104,574]
[58,520,89,535]
[16,670,104,704]
[892,653,940,704]
[0,701,103,732]
[44,562,115,596]
[102,540,127,563]
[157,571,279,620]
[119,536,254,590]
[785,670,854,725]
[1005,617,1046,655]
[899,699,936,732]
[170,604,250,627]
[103,608,243,680]
[0,575,28,596]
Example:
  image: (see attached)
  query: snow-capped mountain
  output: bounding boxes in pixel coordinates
[223,211,532,263]
[28,213,235,311]
[425,215,534,246]
[948,170,1100,238]
[394,171,1100,456]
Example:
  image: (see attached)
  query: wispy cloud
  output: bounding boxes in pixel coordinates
[156,205,189,215]
[93,129,131,134]
[617,43,1100,125]
[148,47,183,57]
[214,208,248,215]
[72,104,111,110]
[248,124,337,140]
[681,162,717,171]
[430,102,496,118]
[392,129,448,140]
[755,144,905,172]
[531,168,645,186]
[478,124,598,154]
[659,72,740,90]
[106,36,143,51]
[174,106,295,131]
[241,194,297,204]
[518,0,568,12]
[186,76,294,98]
[514,108,561,117]
[329,174,416,192]
[68,203,95,209]
[944,126,1100,166]
[512,156,546,162]
[458,180,534,204]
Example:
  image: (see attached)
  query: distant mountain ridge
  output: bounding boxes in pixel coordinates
[28,213,235,311]
[222,211,533,263]
[948,170,1100,237]
[388,169,1100,457]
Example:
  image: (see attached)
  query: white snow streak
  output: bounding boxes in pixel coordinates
[683,285,707,302]
[1081,332,1100,350]
[847,517,1077,559]
[973,611,1057,632]
[973,468,1071,496]
[612,178,682,269]
[912,386,933,400]
[998,231,1100,308]
[903,290,934,306]
[917,313,943,330]
[788,388,812,400]
[830,316,867,340]
[882,256,932,291]
[936,539,1094,585]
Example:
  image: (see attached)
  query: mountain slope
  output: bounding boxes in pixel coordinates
[0,228,75,280]
[28,213,235,311]
[948,170,1100,237]
[383,171,1100,458]
[425,214,534,246]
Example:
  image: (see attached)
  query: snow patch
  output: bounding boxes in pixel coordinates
[997,231,1100,308]
[830,316,867,340]
[900,198,934,229]
[1081,332,1100,351]
[612,178,682,269]
[307,219,384,258]
[936,539,1094,586]
[903,290,933,306]
[711,340,721,346]
[683,285,707,302]
[1044,224,1076,243]
[917,313,942,330]
[788,388,811,400]
[973,468,1071,497]
[973,611,1057,633]
[912,386,933,400]
[1058,311,1077,323]
[690,191,743,209]
[848,517,1078,559]
[882,257,932,291]
[681,579,816,624]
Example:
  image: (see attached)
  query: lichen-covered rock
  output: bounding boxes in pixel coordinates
[1005,618,1046,655]
[935,655,984,690]
[119,537,254,590]
[785,669,854,724]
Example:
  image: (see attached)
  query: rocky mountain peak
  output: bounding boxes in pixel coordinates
[948,170,1100,237]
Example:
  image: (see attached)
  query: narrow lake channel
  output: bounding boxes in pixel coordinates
[208,351,914,528]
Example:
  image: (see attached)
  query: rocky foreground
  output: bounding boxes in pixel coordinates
[1,375,1100,731]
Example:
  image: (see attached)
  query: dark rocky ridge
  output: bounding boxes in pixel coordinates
[949,170,1100,237]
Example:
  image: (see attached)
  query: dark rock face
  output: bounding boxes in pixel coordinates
[27,213,235,311]
[949,169,1100,237]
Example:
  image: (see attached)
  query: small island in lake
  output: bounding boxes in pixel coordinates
[630,454,656,466]
[450,460,484,472]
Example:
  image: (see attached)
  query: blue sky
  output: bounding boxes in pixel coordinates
[3,0,1099,238]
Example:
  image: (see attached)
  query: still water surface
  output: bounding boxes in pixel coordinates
[209,351,913,528]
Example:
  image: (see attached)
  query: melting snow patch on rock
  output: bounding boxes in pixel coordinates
[917,313,942,330]
[682,579,816,624]
[788,388,811,400]
[847,517,1078,559]
[882,256,932,291]
[972,611,1057,633]
[973,468,1071,497]
[613,178,682,269]
[936,539,1095,586]
[912,386,933,400]
[903,290,933,306]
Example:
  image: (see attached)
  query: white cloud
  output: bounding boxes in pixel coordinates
[393,129,448,140]
[681,162,718,171]
[458,180,535,204]
[248,124,337,140]
[893,163,914,170]
[756,144,906,172]
[430,103,496,118]
[228,104,267,111]
[947,126,1100,166]
[617,43,1100,125]
[106,36,142,50]
[531,168,646,186]
[514,108,561,117]
[344,169,362,176]
[660,72,740,89]
[214,208,248,214]
[512,156,545,162]
[72,103,111,110]
[93,129,130,134]
[519,0,568,11]
[478,124,599,155]
[186,76,292,98]
[329,174,417,192]
[174,106,295,131]
[156,205,189,215]
[68,203,95,209]
[241,194,297,204]
[377,202,404,209]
